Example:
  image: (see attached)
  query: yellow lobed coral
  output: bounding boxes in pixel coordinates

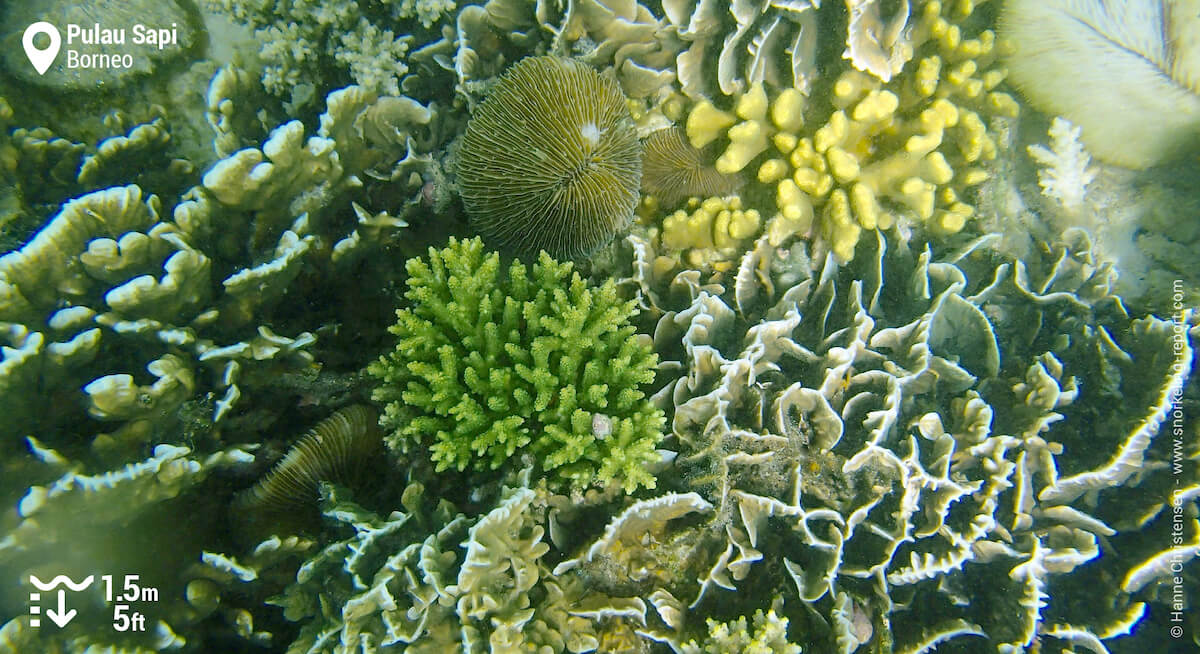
[660,195,762,268]
[645,84,807,267]
[673,0,1018,263]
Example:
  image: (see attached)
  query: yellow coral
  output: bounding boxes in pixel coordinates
[716,121,770,174]
[686,101,736,149]
[761,0,1014,261]
[786,68,999,259]
[661,195,762,267]
[656,0,1016,268]
[771,88,806,132]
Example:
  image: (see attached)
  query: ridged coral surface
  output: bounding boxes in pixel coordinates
[369,237,664,492]
[1000,0,1200,168]
[234,404,380,515]
[457,56,643,259]
[641,127,743,207]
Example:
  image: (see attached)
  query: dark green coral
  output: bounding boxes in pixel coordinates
[368,237,664,492]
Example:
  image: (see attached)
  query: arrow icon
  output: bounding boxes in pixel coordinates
[45,590,76,627]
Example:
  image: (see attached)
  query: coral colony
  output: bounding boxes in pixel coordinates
[0,1,1197,653]
[456,57,644,259]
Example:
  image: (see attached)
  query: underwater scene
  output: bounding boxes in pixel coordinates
[1,0,1198,652]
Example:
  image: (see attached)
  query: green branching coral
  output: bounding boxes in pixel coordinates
[368,237,665,493]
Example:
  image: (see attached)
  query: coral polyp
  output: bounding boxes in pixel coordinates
[456,55,643,259]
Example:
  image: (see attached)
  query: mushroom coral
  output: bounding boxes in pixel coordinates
[456,56,643,260]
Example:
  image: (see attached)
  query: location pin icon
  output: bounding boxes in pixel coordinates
[22,22,61,75]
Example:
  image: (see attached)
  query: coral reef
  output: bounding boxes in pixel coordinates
[227,479,624,654]
[0,93,399,440]
[542,0,682,98]
[369,237,665,493]
[202,0,458,106]
[457,55,643,260]
[2,1,1198,653]
[0,65,440,443]
[0,68,442,651]
[576,229,1196,652]
[446,0,682,125]
[651,0,1018,271]
[1016,115,1200,312]
[0,185,216,443]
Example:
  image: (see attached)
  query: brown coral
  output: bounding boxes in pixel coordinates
[234,405,381,533]
[456,55,643,259]
[641,127,743,207]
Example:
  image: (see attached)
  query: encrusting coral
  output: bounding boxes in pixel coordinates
[369,236,665,493]
[456,55,643,260]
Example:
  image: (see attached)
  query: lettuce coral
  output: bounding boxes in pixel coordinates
[252,479,624,654]
[591,228,1196,652]
[369,237,665,493]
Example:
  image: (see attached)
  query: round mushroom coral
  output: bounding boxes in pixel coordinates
[456,55,643,259]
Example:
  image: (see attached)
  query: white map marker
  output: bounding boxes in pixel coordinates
[22,22,61,75]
